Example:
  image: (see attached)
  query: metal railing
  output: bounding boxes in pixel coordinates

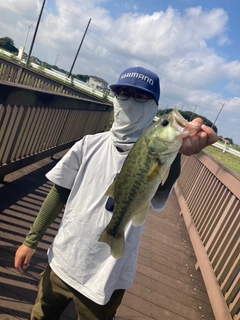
[0,56,107,102]
[0,66,239,318]
[0,82,112,179]
[175,152,240,320]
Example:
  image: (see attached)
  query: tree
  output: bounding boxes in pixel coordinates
[75,74,89,83]
[0,37,18,53]
[219,136,234,145]
[156,108,218,133]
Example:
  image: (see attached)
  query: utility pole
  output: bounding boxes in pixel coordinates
[212,102,225,128]
[190,105,197,121]
[17,25,31,60]
[67,18,91,78]
[24,25,31,48]
[26,0,46,67]
[54,54,59,66]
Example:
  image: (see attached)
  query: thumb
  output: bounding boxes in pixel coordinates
[22,256,30,269]
[190,117,203,126]
[15,245,36,273]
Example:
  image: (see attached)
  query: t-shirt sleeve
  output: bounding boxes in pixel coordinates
[151,153,181,211]
[46,140,83,189]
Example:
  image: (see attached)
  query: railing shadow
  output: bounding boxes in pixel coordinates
[0,155,78,319]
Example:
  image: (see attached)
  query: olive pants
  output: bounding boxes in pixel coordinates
[30,265,125,320]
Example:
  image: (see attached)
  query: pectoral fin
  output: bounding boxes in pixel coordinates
[105,181,116,197]
[161,168,170,185]
[132,202,151,226]
[147,161,163,182]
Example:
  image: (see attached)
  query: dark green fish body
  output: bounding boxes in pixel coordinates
[99,110,200,258]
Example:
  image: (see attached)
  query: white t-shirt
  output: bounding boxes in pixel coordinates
[46,131,170,305]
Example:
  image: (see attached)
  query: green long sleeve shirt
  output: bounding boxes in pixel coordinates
[24,184,70,249]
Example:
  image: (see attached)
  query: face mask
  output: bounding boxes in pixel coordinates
[110,97,158,150]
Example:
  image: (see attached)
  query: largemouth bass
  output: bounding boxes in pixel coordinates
[98,110,201,259]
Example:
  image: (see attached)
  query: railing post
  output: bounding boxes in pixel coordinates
[15,67,23,84]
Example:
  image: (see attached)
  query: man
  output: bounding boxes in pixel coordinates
[15,66,218,320]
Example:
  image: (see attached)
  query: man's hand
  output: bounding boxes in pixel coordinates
[180,118,218,156]
[15,244,36,274]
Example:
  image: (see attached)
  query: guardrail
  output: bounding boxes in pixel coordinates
[213,142,240,158]
[0,49,115,101]
[175,152,239,320]
[0,55,110,102]
[37,66,114,102]
[0,82,113,179]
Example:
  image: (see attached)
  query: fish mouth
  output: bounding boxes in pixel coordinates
[172,111,188,128]
[171,110,201,137]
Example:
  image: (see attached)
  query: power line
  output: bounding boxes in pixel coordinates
[212,102,225,128]
[46,0,232,84]
[87,30,239,103]
[67,18,91,78]
[40,0,240,104]
[44,7,82,31]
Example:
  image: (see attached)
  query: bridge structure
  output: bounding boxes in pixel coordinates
[0,57,239,319]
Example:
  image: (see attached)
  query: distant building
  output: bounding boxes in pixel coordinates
[87,75,109,93]
[222,137,230,145]
[31,56,42,65]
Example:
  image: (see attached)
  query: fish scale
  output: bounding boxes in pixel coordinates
[98,110,201,259]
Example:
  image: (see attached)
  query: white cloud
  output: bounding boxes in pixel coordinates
[184,6,228,39]
[220,60,240,78]
[0,0,37,16]
[0,0,239,141]
[225,81,240,95]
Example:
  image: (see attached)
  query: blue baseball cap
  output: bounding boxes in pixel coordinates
[110,66,160,105]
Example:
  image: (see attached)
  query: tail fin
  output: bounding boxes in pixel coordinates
[98,229,125,259]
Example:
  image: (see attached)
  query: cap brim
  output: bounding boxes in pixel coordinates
[109,84,158,105]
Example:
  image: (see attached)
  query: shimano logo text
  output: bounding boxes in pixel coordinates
[120,73,154,85]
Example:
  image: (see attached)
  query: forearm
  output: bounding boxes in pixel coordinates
[23,184,70,249]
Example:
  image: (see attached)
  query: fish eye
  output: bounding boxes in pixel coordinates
[161,119,169,127]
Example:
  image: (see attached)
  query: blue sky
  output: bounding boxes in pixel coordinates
[0,0,239,143]
[106,0,240,60]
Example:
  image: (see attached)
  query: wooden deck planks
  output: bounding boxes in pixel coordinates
[117,193,214,319]
[0,155,214,320]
